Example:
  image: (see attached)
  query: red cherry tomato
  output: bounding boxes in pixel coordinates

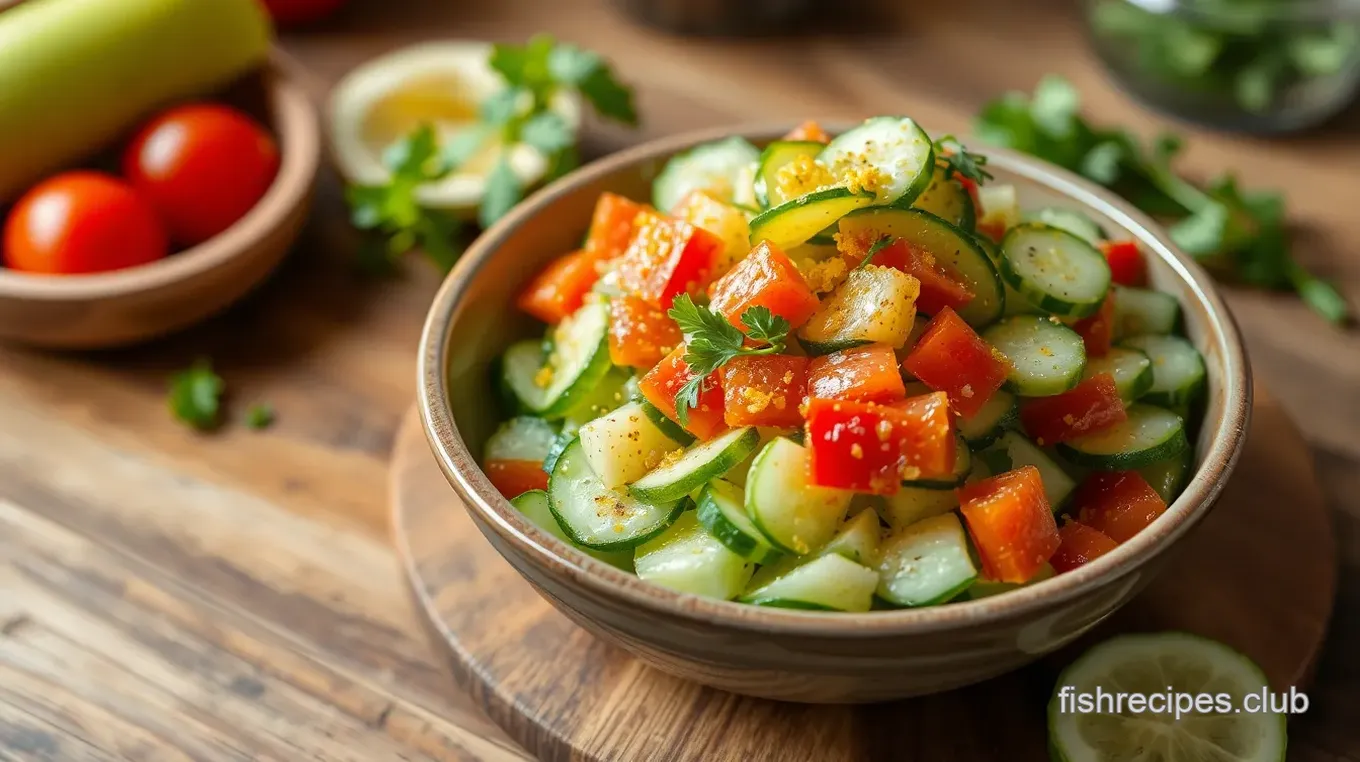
[122,104,280,246]
[259,0,346,26]
[3,171,168,275]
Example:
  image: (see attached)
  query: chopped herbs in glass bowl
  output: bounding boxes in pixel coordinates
[1083,0,1360,132]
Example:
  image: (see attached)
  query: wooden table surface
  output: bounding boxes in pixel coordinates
[3,0,1359,759]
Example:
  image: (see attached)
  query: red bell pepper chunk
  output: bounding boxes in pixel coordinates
[516,249,608,324]
[721,354,809,428]
[1100,240,1146,287]
[585,192,650,261]
[485,459,549,499]
[1073,471,1169,543]
[805,393,955,495]
[615,209,724,309]
[1072,290,1116,357]
[1019,373,1127,446]
[707,240,821,331]
[1050,520,1119,573]
[638,346,727,441]
[608,295,682,369]
[783,120,831,143]
[807,344,907,404]
[957,466,1060,584]
[901,307,1010,418]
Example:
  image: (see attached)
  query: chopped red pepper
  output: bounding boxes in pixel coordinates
[807,344,907,404]
[516,249,608,324]
[608,295,683,369]
[1100,240,1147,287]
[1072,290,1116,357]
[615,209,724,309]
[721,354,808,428]
[585,192,650,261]
[901,307,1009,418]
[1073,471,1169,543]
[783,120,830,143]
[1050,520,1119,573]
[485,459,549,499]
[707,240,821,331]
[957,466,1060,583]
[1019,373,1127,445]
[805,393,955,495]
[638,346,727,441]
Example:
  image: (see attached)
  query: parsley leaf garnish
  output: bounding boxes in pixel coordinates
[169,359,224,431]
[245,403,275,430]
[933,135,993,186]
[666,296,790,425]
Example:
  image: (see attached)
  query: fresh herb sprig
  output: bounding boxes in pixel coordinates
[667,295,791,425]
[974,75,1348,324]
[933,135,993,186]
[169,359,224,431]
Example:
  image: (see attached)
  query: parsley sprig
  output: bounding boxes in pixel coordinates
[667,295,791,425]
[974,75,1349,324]
[933,135,993,186]
[169,359,224,431]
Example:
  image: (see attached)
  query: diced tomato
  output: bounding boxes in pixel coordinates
[1072,291,1115,357]
[608,296,683,369]
[836,236,974,316]
[615,210,724,309]
[783,120,830,143]
[901,307,1010,418]
[721,354,808,428]
[516,249,608,324]
[1100,240,1146,287]
[957,466,1060,583]
[485,459,549,499]
[1073,471,1168,543]
[956,176,982,211]
[585,192,649,260]
[807,344,906,404]
[638,346,727,440]
[805,393,954,495]
[1019,373,1126,445]
[1049,520,1119,573]
[707,241,821,330]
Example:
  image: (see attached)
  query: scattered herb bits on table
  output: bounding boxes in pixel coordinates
[478,117,1204,611]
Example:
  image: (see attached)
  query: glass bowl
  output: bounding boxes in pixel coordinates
[1082,0,1360,132]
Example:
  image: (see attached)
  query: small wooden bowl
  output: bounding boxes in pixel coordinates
[0,53,320,349]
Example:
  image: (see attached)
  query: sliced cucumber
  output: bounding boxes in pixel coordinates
[511,490,632,570]
[629,427,760,504]
[634,511,753,600]
[578,401,683,489]
[878,486,957,531]
[1059,404,1189,470]
[652,136,760,212]
[999,223,1112,319]
[957,390,1018,448]
[1082,346,1154,401]
[753,140,825,209]
[966,562,1054,599]
[746,437,854,555]
[484,416,558,463]
[992,431,1078,510]
[748,187,874,250]
[983,316,1087,397]
[740,553,878,612]
[838,208,1004,327]
[548,438,686,550]
[501,303,612,418]
[797,264,920,355]
[561,367,632,430]
[876,513,979,607]
[1024,206,1107,246]
[902,436,972,490]
[541,429,574,476]
[1138,449,1194,505]
[636,396,696,446]
[818,116,935,206]
[696,479,781,564]
[1112,285,1181,338]
[1120,334,1206,407]
[819,507,883,567]
[911,165,976,230]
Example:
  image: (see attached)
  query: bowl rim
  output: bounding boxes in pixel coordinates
[0,51,320,300]
[418,122,1251,637]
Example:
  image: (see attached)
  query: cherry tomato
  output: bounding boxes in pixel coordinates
[3,172,168,275]
[259,0,346,26]
[122,104,280,246]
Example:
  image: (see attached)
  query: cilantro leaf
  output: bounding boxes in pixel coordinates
[739,306,790,349]
[245,403,275,430]
[933,135,993,185]
[169,360,224,431]
[667,296,792,423]
[547,43,602,85]
[480,156,524,229]
[520,112,575,155]
[578,64,638,126]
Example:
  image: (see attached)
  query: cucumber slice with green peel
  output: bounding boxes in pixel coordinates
[1139,449,1194,505]
[806,225,839,245]
[1120,334,1206,407]
[753,140,825,209]
[1081,347,1154,401]
[484,416,558,463]
[1048,633,1286,762]
[798,265,920,355]
[510,490,633,570]
[748,187,875,250]
[578,401,684,489]
[878,486,957,530]
[696,479,782,564]
[818,507,883,567]
[629,427,760,504]
[839,208,1005,327]
[1059,404,1189,470]
[1112,285,1181,338]
[818,116,936,207]
[541,430,575,476]
[983,316,1087,397]
[1000,223,1112,319]
[1001,281,1044,317]
[910,166,976,230]
[746,437,854,555]
[1023,207,1107,246]
[652,136,760,212]
[965,562,1055,600]
[876,513,979,607]
[740,553,879,612]
[548,438,686,551]
[992,431,1078,510]
[902,436,973,490]
[561,367,632,430]
[634,511,753,600]
[957,390,1018,448]
[501,303,613,418]
[635,397,695,446]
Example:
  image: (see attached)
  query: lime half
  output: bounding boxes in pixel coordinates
[1049,633,1287,762]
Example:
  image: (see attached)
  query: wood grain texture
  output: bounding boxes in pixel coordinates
[0,0,1357,757]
